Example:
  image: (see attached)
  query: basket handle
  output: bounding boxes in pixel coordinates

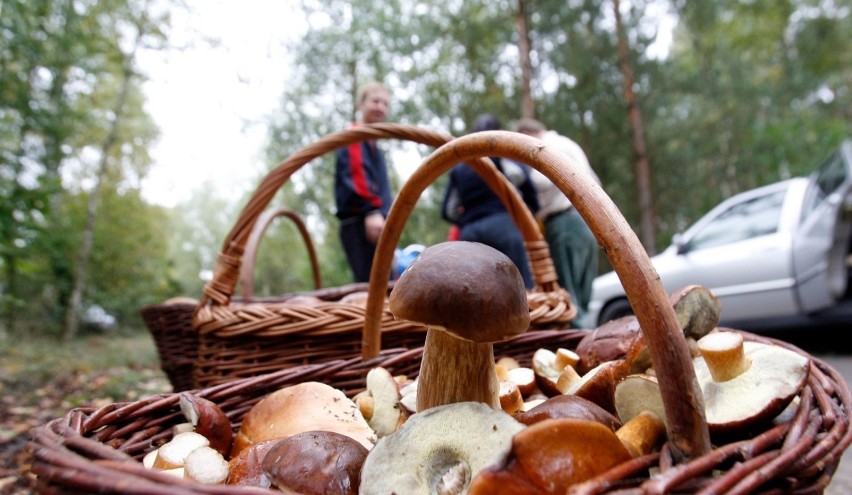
[196,123,562,312]
[239,207,322,298]
[363,131,711,463]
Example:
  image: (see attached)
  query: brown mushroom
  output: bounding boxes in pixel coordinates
[576,285,721,374]
[467,418,632,494]
[262,431,368,495]
[230,381,375,458]
[693,330,810,436]
[359,402,525,495]
[513,394,622,432]
[388,241,530,411]
[178,392,233,456]
[226,438,280,488]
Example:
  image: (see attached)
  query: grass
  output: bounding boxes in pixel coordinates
[1,331,173,435]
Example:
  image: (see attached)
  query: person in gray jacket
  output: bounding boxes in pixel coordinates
[515,118,601,327]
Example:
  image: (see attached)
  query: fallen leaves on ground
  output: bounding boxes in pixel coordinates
[0,365,172,494]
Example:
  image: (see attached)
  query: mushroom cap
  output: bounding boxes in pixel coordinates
[468,418,632,494]
[359,401,525,495]
[693,337,810,435]
[230,381,376,458]
[262,431,368,495]
[388,241,530,343]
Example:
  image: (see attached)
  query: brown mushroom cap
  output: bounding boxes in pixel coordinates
[230,381,375,458]
[468,418,632,494]
[388,241,530,344]
[262,431,368,495]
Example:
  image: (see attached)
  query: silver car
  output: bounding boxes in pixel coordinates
[588,139,852,329]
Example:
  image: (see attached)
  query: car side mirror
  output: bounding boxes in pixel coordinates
[673,233,688,254]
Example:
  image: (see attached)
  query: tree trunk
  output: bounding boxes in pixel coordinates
[613,0,657,254]
[62,32,139,341]
[515,0,534,119]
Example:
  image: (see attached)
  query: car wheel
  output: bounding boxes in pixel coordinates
[598,299,634,325]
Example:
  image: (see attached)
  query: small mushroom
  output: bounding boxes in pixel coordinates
[178,392,233,455]
[360,366,407,437]
[359,402,525,495]
[230,381,376,458]
[694,330,810,435]
[388,241,530,411]
[152,431,210,471]
[184,445,229,485]
[614,373,668,433]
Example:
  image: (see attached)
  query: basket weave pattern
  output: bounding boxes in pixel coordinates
[141,207,324,392]
[191,124,575,388]
[25,331,851,494]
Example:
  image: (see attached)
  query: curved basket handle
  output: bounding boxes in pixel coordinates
[364,130,711,463]
[196,123,564,315]
[239,207,322,298]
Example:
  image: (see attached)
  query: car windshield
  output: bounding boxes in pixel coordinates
[687,189,787,251]
[801,148,850,220]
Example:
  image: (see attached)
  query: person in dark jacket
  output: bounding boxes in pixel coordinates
[441,114,540,288]
[334,81,394,283]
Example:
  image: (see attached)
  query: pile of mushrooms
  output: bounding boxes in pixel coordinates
[137,241,813,494]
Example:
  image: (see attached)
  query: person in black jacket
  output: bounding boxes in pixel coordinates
[441,114,540,288]
[334,81,394,283]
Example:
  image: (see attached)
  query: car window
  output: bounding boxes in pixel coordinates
[801,149,849,219]
[687,189,786,251]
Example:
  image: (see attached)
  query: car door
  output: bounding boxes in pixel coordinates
[665,183,798,321]
[791,139,852,311]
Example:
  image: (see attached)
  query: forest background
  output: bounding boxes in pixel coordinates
[1,0,850,343]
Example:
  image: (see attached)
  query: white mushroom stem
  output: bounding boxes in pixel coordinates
[697,331,751,382]
[616,410,666,458]
[554,348,580,372]
[417,328,500,411]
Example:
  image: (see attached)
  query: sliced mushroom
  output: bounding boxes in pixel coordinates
[184,445,229,485]
[152,431,210,471]
[361,366,407,437]
[388,241,530,411]
[359,402,525,495]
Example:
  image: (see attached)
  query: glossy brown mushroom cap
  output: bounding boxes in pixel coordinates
[389,241,530,343]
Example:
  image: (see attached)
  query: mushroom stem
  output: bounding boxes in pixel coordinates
[417,328,500,411]
[697,331,751,382]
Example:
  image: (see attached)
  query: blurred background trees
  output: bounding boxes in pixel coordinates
[1,0,849,341]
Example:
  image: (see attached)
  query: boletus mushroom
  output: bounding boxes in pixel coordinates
[388,241,530,411]
[359,401,525,495]
[693,330,810,436]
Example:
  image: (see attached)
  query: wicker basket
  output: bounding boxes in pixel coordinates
[190,123,575,388]
[141,206,324,392]
[24,131,852,494]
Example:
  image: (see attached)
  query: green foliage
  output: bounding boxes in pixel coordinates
[1,0,849,338]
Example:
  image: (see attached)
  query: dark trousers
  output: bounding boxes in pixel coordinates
[544,208,599,326]
[340,216,375,283]
[459,212,534,289]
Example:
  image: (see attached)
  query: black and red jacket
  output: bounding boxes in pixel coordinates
[334,128,392,220]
